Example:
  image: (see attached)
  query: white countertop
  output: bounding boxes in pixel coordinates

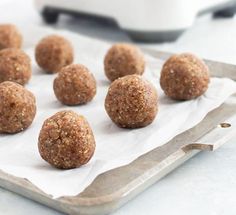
[1,0,236,214]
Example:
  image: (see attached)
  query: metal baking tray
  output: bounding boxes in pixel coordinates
[0,49,236,215]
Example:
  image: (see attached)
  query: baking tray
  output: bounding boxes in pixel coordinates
[0,49,236,215]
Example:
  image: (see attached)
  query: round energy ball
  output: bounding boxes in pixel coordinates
[105,75,158,128]
[38,110,96,169]
[0,48,31,85]
[0,24,22,50]
[0,81,36,133]
[160,53,210,100]
[53,64,96,105]
[35,35,74,73]
[104,43,145,82]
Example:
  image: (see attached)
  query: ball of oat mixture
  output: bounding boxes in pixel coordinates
[35,35,74,73]
[53,64,97,105]
[105,75,158,128]
[160,53,210,100]
[104,43,145,82]
[38,110,96,169]
[0,48,31,85]
[0,24,22,50]
[0,81,36,133]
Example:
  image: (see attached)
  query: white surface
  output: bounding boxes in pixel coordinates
[1,0,236,214]
[35,0,230,31]
[2,25,236,198]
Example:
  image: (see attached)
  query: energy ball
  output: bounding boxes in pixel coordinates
[0,81,36,133]
[38,110,96,169]
[105,75,158,128]
[35,35,74,73]
[0,48,31,85]
[104,43,145,82]
[160,53,210,100]
[53,64,97,105]
[0,24,22,50]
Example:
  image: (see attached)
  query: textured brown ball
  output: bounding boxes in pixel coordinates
[0,81,36,133]
[105,75,158,128]
[0,24,22,50]
[0,48,31,85]
[160,53,210,100]
[38,110,96,169]
[53,64,97,105]
[35,35,74,73]
[104,43,145,82]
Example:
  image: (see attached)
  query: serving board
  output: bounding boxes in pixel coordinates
[0,49,236,215]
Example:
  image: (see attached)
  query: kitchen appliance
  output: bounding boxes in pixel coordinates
[35,0,236,42]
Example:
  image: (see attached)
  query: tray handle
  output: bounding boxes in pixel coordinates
[183,115,236,152]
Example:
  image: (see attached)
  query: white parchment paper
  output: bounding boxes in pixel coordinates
[0,26,235,198]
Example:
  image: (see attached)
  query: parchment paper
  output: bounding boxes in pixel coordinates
[0,26,235,198]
